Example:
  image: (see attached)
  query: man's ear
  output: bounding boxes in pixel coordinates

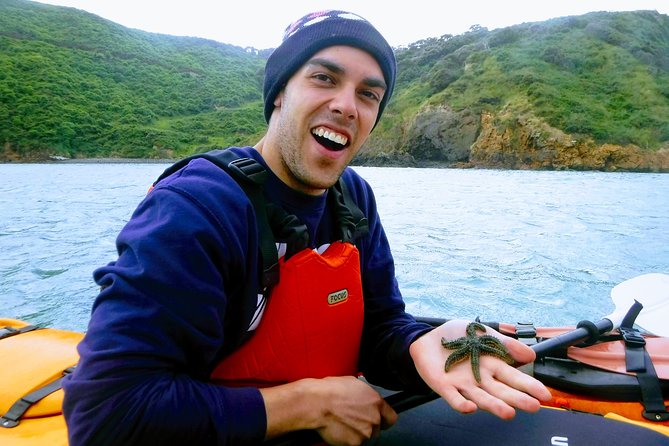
[274,90,283,107]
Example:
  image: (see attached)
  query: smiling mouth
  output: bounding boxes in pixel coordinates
[312,127,349,151]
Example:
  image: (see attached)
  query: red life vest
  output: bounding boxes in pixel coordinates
[211,241,364,386]
[152,149,369,386]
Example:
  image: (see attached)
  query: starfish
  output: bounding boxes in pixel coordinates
[441,322,515,383]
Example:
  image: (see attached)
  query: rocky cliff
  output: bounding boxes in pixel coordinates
[470,111,669,171]
[357,106,669,172]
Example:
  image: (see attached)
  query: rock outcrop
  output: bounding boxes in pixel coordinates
[470,111,669,172]
[404,106,479,163]
[359,106,669,172]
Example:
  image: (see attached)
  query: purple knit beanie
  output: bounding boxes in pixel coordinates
[263,10,397,127]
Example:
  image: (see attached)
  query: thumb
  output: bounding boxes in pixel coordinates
[503,337,537,365]
[380,400,398,430]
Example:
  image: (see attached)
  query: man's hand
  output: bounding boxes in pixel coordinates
[261,376,397,445]
[409,319,552,419]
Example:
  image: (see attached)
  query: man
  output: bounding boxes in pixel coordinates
[63,10,550,446]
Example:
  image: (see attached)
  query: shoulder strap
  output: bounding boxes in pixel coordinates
[329,178,369,243]
[154,149,268,185]
[153,149,280,288]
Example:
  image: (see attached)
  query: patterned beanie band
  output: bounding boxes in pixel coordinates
[263,10,397,127]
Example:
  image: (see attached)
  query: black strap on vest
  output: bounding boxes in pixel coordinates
[226,156,281,288]
[619,300,669,422]
[153,149,280,288]
[329,178,369,243]
[0,366,76,428]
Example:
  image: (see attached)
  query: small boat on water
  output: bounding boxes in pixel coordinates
[1,274,667,445]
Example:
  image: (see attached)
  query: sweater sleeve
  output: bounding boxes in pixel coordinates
[342,170,433,393]
[62,160,267,445]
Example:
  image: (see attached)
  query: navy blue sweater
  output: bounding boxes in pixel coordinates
[63,147,431,445]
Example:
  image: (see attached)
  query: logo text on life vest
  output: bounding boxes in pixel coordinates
[327,289,349,305]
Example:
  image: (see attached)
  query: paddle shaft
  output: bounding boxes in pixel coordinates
[531,317,614,358]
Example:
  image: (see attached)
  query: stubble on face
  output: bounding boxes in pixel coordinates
[272,98,349,193]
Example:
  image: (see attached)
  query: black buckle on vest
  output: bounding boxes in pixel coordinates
[262,262,280,288]
[227,158,267,185]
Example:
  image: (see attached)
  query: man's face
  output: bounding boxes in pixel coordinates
[263,45,387,195]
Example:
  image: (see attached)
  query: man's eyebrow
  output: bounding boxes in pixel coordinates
[306,57,387,91]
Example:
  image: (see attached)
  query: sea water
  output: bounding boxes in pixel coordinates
[1,163,667,332]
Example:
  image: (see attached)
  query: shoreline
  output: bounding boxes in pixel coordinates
[1,157,176,164]
[3,157,668,173]
[57,158,176,164]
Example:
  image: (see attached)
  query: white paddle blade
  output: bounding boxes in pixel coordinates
[610,273,669,336]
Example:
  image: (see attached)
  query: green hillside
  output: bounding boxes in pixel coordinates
[0,0,266,159]
[1,0,668,169]
[369,10,669,165]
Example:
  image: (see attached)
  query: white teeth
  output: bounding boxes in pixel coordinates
[312,128,348,146]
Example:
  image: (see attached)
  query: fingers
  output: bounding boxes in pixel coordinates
[431,361,518,419]
[438,386,479,414]
[488,362,552,406]
[435,380,524,420]
[379,398,398,430]
[438,356,552,419]
[459,385,518,419]
[370,400,397,442]
[314,376,397,445]
[502,337,537,365]
[469,376,541,417]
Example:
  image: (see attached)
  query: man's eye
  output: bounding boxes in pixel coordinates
[313,73,333,83]
[361,91,380,101]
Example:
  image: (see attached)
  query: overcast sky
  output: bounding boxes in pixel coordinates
[33,0,669,49]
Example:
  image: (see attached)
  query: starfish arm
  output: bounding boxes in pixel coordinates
[466,322,487,337]
[478,336,515,364]
[480,345,515,364]
[442,338,467,350]
[444,347,471,372]
[471,348,482,383]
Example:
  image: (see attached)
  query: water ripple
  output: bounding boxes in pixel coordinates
[31,267,69,278]
[1,164,668,331]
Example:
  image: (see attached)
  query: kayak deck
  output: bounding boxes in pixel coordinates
[369,395,669,446]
